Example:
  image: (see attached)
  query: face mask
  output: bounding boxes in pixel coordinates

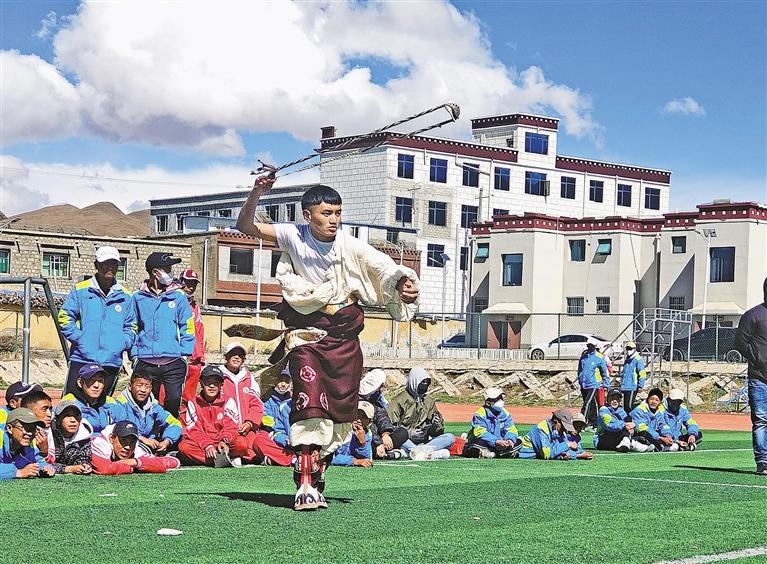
[416,381,430,396]
[155,269,173,286]
[492,399,504,411]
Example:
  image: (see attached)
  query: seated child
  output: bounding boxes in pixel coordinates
[91,420,181,475]
[629,388,675,452]
[594,388,634,452]
[47,400,93,475]
[664,389,703,450]
[261,368,292,448]
[20,389,53,459]
[564,411,593,460]
[62,364,125,435]
[1,408,55,479]
[117,370,182,454]
[464,387,520,459]
[331,401,374,468]
[519,409,579,460]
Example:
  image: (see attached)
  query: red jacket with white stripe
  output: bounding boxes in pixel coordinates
[189,299,206,365]
[220,366,264,428]
[180,393,239,450]
[90,425,181,475]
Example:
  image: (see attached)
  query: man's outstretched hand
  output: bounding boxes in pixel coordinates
[251,162,277,191]
[396,277,419,304]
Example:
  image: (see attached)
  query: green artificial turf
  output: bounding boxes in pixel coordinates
[1,428,764,564]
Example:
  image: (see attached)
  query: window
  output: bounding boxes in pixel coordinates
[427,244,446,267]
[669,296,686,310]
[429,158,447,183]
[265,204,279,222]
[459,246,468,271]
[270,251,281,277]
[348,226,360,238]
[596,296,611,314]
[524,132,549,154]
[386,229,399,245]
[286,203,296,222]
[176,214,187,232]
[561,176,576,199]
[395,197,413,224]
[197,211,211,217]
[156,215,169,232]
[462,163,479,187]
[617,184,632,207]
[492,208,509,217]
[524,171,548,196]
[494,167,510,191]
[116,257,127,282]
[42,252,69,278]
[645,187,661,210]
[569,239,586,262]
[595,239,612,255]
[672,236,687,254]
[710,247,735,283]
[460,205,478,228]
[397,154,414,179]
[473,297,488,313]
[428,201,447,226]
[567,297,585,316]
[589,180,604,203]
[218,209,233,218]
[502,254,523,286]
[0,249,9,274]
[475,242,489,260]
[229,248,254,275]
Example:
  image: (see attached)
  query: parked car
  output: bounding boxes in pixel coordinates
[528,334,610,360]
[662,327,742,362]
[438,333,467,349]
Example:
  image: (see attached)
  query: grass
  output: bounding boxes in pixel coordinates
[1,425,764,564]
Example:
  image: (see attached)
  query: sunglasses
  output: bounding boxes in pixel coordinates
[10,423,38,436]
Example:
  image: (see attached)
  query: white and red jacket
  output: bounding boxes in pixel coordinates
[188,297,206,365]
[90,425,181,475]
[180,393,239,450]
[220,365,264,429]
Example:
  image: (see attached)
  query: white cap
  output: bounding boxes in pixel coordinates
[668,389,685,401]
[224,341,247,356]
[483,386,504,400]
[359,369,386,396]
[357,401,375,419]
[95,246,120,263]
[586,336,599,347]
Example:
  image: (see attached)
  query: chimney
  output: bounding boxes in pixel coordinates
[321,126,336,139]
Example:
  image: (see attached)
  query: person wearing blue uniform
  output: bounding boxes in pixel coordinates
[58,246,136,397]
[565,411,593,460]
[620,341,647,413]
[578,337,609,427]
[595,388,634,452]
[664,389,703,450]
[629,388,676,452]
[331,402,373,467]
[132,252,195,418]
[464,387,520,458]
[61,364,125,435]
[262,368,292,448]
[117,370,182,454]
[519,409,579,460]
[1,408,55,479]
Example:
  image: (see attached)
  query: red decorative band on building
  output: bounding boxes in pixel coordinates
[470,114,560,131]
[556,156,671,184]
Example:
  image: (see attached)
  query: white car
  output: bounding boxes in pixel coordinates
[528,334,611,360]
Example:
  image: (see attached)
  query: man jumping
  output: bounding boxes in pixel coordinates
[236,170,419,510]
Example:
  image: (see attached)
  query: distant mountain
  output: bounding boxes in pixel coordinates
[11,201,151,238]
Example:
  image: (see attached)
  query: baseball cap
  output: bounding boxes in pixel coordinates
[277,367,292,381]
[357,401,375,419]
[5,381,43,401]
[145,252,182,272]
[625,340,637,349]
[224,342,247,357]
[571,411,587,428]
[7,407,44,426]
[53,399,83,417]
[112,420,139,439]
[552,408,576,433]
[359,369,386,396]
[78,364,106,381]
[586,336,599,347]
[668,389,685,401]
[95,246,120,263]
[483,386,504,401]
[179,269,200,282]
[200,365,224,382]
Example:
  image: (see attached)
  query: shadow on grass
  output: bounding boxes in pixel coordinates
[181,492,354,509]
[675,464,758,476]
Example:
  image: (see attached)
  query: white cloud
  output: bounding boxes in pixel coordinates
[33,11,58,40]
[1,1,602,153]
[663,97,706,116]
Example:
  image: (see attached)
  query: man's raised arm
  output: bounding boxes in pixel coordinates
[235,172,278,243]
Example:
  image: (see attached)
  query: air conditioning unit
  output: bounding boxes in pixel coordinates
[541,180,551,196]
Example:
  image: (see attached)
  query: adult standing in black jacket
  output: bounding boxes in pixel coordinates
[736,277,767,476]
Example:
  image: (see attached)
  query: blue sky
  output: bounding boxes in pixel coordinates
[1,1,764,214]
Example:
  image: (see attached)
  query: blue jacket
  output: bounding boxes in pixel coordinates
[467,405,519,448]
[621,352,647,391]
[565,433,586,459]
[629,401,671,441]
[116,390,182,444]
[663,400,700,439]
[594,405,629,447]
[1,428,51,479]
[262,393,292,448]
[58,278,136,367]
[332,429,373,466]
[131,282,195,359]
[578,351,609,390]
[519,419,571,460]
[61,392,126,435]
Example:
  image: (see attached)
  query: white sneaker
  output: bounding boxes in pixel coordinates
[630,440,654,453]
[230,457,242,467]
[431,449,451,460]
[409,446,434,461]
[616,437,631,453]
[667,443,680,452]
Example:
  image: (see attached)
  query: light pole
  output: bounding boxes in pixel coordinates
[695,228,717,329]
[440,252,451,345]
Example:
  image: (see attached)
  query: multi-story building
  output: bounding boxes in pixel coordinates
[468,200,767,349]
[318,113,672,313]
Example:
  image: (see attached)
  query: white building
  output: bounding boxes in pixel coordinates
[319,113,671,313]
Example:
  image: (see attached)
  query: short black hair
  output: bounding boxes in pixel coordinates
[301,185,342,210]
[131,371,152,383]
[20,389,52,407]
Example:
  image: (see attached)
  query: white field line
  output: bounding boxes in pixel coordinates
[652,546,767,564]
[573,473,767,490]
[594,448,752,456]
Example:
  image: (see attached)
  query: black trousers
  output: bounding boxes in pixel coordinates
[623,390,639,414]
[65,361,121,398]
[581,388,600,426]
[595,429,630,450]
[134,358,187,417]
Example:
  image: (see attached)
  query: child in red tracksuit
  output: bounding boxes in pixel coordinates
[91,421,181,475]
[220,342,294,466]
[180,269,206,402]
[178,366,252,465]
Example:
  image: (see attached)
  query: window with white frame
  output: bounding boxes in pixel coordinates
[426,244,446,267]
[596,296,611,313]
[229,248,254,275]
[428,201,447,226]
[429,158,447,183]
[589,180,604,203]
[286,203,296,222]
[116,257,127,282]
[672,236,686,254]
[567,297,585,316]
[492,208,509,217]
[645,187,661,210]
[0,249,9,274]
[494,167,510,191]
[710,247,735,283]
[524,132,549,154]
[395,197,413,224]
[156,215,169,232]
[501,253,523,286]
[569,239,586,262]
[42,252,70,278]
[462,163,479,187]
[386,229,399,245]
[176,214,187,232]
[460,205,478,228]
[617,184,632,207]
[265,204,279,222]
[561,176,576,199]
[397,154,414,179]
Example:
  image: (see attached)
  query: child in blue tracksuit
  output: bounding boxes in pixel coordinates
[520,409,580,460]
[61,364,125,435]
[1,408,55,479]
[117,371,182,454]
[262,369,292,448]
[664,389,703,450]
[464,387,520,458]
[595,389,634,452]
[332,402,374,467]
[620,341,647,413]
[564,411,593,460]
[578,339,609,427]
[629,388,675,452]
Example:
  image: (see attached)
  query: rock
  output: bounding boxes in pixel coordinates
[519,373,555,400]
